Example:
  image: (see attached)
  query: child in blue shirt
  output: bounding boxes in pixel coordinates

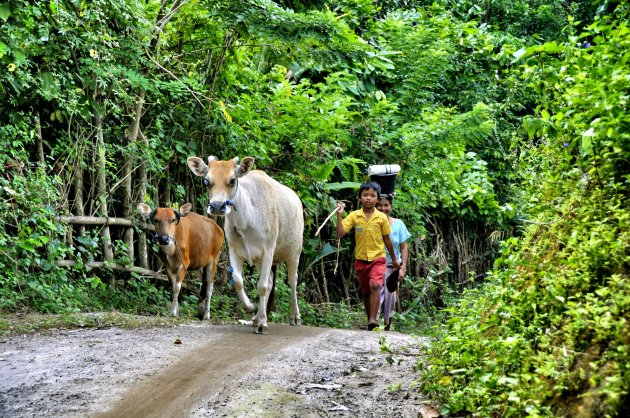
[376,194,411,331]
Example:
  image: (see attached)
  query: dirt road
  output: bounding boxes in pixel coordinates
[0,320,430,417]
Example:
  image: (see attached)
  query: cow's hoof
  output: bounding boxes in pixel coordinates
[289,316,301,326]
[255,324,268,335]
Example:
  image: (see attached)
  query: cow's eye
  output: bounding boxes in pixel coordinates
[171,218,178,224]
[202,178,210,187]
[229,178,236,187]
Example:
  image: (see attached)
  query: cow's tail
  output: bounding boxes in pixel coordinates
[266,265,277,316]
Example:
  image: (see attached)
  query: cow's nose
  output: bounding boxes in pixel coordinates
[157,234,170,245]
[208,202,227,214]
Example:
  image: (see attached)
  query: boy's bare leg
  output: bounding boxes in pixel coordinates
[368,284,381,325]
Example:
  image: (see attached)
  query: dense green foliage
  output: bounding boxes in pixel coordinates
[1,0,628,415]
[419,5,630,416]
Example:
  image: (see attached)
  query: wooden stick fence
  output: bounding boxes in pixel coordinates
[58,215,153,228]
[57,215,170,283]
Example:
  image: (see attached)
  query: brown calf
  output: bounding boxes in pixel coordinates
[138,202,224,319]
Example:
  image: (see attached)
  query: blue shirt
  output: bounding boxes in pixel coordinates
[385,219,411,265]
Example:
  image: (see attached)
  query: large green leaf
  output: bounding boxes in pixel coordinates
[325,181,360,191]
[0,4,11,21]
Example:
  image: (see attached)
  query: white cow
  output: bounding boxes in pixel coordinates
[187,156,304,334]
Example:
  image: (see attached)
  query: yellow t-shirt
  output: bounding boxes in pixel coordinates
[341,209,392,261]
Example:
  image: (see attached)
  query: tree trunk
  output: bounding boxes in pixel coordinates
[123,92,145,263]
[58,164,72,246]
[310,271,323,305]
[319,258,330,304]
[208,30,233,100]
[94,112,115,280]
[162,169,171,207]
[153,178,160,208]
[136,130,150,269]
[73,149,86,237]
[148,0,181,51]
[202,48,215,86]
[183,171,191,208]
[35,112,45,165]
[339,263,351,308]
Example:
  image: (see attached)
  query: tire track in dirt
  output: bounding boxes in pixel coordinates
[94,324,329,418]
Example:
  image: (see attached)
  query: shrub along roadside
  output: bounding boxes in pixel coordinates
[417,8,630,417]
[419,191,629,416]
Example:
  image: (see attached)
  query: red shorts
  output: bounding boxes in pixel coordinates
[354,257,386,295]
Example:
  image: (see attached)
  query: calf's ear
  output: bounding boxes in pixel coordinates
[236,156,255,177]
[179,203,192,216]
[138,203,153,219]
[187,156,209,176]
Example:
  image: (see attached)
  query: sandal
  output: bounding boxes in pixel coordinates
[367,322,379,331]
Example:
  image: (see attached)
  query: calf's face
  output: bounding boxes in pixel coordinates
[187,156,254,216]
[138,203,192,245]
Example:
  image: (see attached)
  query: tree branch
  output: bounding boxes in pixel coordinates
[145,50,209,109]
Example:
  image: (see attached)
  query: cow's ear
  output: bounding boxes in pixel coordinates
[179,203,192,216]
[208,156,217,164]
[236,157,255,177]
[187,157,209,177]
[138,203,153,219]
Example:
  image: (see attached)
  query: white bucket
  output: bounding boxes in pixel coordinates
[367,164,401,176]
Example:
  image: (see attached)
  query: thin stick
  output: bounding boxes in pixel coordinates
[333,238,341,275]
[315,203,344,277]
[315,202,345,236]
[315,208,338,237]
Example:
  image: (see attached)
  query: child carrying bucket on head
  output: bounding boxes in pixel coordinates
[375,193,410,331]
[336,182,400,330]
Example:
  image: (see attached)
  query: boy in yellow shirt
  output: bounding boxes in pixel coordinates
[336,182,400,330]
